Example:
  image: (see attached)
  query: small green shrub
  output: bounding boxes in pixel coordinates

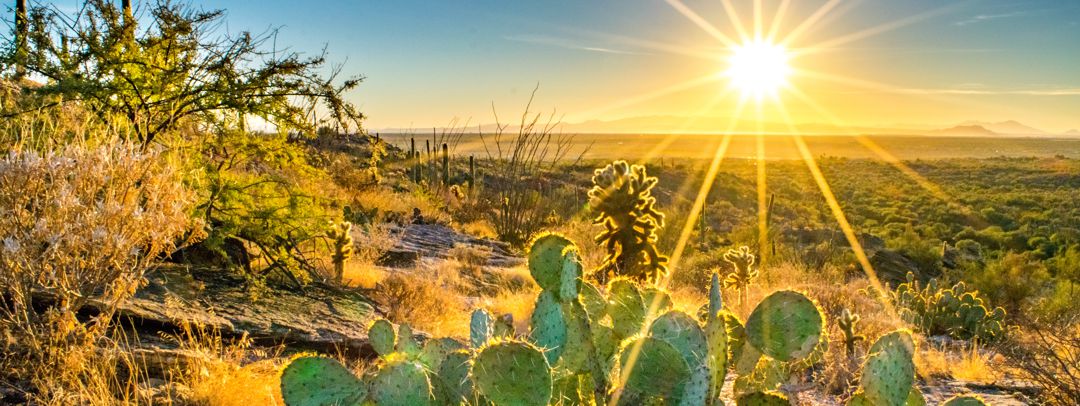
[893,273,1007,342]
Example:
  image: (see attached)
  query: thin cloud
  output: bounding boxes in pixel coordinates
[953,11,1025,26]
[504,34,646,55]
[889,87,1080,96]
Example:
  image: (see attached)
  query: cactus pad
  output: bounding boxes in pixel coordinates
[678,365,711,406]
[706,309,730,398]
[470,308,493,349]
[370,358,435,406]
[860,330,916,406]
[649,310,708,368]
[529,290,568,364]
[558,302,594,373]
[529,233,574,292]
[745,290,824,362]
[617,337,691,399]
[280,356,366,406]
[472,341,553,406]
[735,391,790,406]
[709,272,723,318]
[369,319,396,357]
[579,281,607,320]
[396,324,421,356]
[419,337,465,371]
[559,249,583,301]
[642,287,674,316]
[608,278,646,338]
[434,349,475,405]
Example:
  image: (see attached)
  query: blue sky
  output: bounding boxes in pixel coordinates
[57,0,1080,131]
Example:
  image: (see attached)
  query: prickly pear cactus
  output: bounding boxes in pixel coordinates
[860,330,916,406]
[617,336,691,400]
[643,286,674,315]
[434,349,476,405]
[529,233,574,292]
[529,290,568,364]
[418,337,465,371]
[471,340,553,406]
[280,356,366,406]
[649,310,708,368]
[736,390,790,406]
[941,395,988,406]
[745,290,824,362]
[370,357,436,406]
[706,309,730,398]
[396,323,421,356]
[580,281,607,319]
[608,278,646,338]
[471,308,493,349]
[709,272,723,316]
[492,313,515,338]
[679,365,711,406]
[369,319,396,357]
[559,248,583,301]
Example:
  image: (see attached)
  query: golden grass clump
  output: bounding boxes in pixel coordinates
[0,143,198,403]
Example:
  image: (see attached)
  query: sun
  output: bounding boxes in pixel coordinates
[725,39,791,99]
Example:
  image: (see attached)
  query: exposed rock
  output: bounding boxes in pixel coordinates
[104,266,384,357]
[869,249,921,286]
[380,224,523,268]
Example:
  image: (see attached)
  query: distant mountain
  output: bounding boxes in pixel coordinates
[958,120,1046,135]
[1065,129,1080,136]
[933,125,999,137]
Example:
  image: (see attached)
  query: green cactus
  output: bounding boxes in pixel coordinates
[472,340,553,406]
[941,395,988,406]
[396,324,421,357]
[369,319,396,358]
[709,272,724,316]
[370,357,435,406]
[617,336,691,401]
[280,356,366,406]
[736,391,790,406]
[419,337,465,371]
[745,290,825,362]
[860,330,916,406]
[558,301,595,374]
[579,281,607,319]
[723,246,759,305]
[892,272,1007,341]
[649,310,709,369]
[642,286,674,315]
[528,233,575,292]
[326,221,354,284]
[589,160,668,284]
[529,290,568,364]
[839,308,866,357]
[608,277,646,339]
[470,308,493,349]
[705,310,730,400]
[559,248,583,302]
[434,349,477,405]
[679,365,711,406]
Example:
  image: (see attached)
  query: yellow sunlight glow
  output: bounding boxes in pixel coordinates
[725,39,791,99]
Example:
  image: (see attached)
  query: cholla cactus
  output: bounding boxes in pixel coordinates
[326,221,354,284]
[838,308,866,357]
[723,246,759,305]
[588,160,668,284]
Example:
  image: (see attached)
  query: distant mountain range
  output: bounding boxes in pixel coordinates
[373,116,1079,137]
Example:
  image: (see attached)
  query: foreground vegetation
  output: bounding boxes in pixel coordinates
[0,1,1076,405]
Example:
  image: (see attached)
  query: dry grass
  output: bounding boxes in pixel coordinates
[916,342,1000,384]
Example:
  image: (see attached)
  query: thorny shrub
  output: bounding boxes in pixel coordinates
[0,143,197,402]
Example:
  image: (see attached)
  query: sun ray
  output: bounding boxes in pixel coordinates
[663,0,739,47]
[754,0,764,40]
[778,0,843,47]
[785,87,988,227]
[557,25,724,61]
[766,0,792,42]
[572,73,723,121]
[720,0,752,42]
[612,100,744,406]
[794,4,964,56]
[756,106,770,267]
[635,85,738,165]
[791,132,898,317]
